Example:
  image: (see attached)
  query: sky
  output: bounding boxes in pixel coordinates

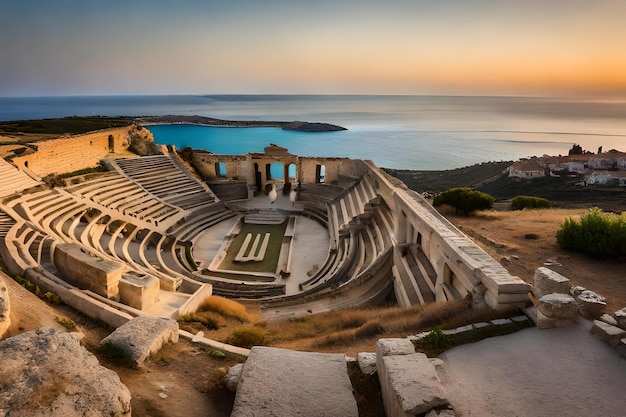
[1,0,625,97]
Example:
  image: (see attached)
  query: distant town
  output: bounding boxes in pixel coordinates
[508,146,626,187]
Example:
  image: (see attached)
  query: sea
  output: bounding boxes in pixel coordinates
[1,95,625,170]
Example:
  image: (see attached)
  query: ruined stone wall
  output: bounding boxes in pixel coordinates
[11,126,139,176]
[298,157,345,184]
[192,152,250,181]
[364,160,529,308]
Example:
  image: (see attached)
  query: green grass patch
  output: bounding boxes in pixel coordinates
[219,221,287,273]
[414,320,532,357]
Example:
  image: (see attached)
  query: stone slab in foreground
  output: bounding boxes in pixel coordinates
[101,315,179,365]
[231,346,358,417]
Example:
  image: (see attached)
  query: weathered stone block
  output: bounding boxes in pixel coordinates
[376,338,415,357]
[118,274,160,310]
[357,352,377,375]
[576,290,606,320]
[380,353,449,416]
[591,320,626,347]
[533,267,570,298]
[536,309,575,329]
[599,313,618,327]
[615,307,626,330]
[101,316,179,365]
[231,346,358,417]
[538,293,578,319]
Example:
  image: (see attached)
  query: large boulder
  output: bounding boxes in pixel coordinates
[101,316,178,366]
[533,267,570,299]
[0,327,131,417]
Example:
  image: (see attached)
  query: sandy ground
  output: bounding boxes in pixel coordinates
[438,318,626,417]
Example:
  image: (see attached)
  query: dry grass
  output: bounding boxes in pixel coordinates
[198,296,258,323]
[263,299,515,351]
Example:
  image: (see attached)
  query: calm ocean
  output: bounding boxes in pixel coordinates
[1,95,625,170]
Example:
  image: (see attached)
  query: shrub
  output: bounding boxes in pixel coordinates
[227,326,268,348]
[433,188,494,215]
[510,195,551,210]
[556,208,626,258]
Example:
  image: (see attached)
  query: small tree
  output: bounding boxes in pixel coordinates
[433,188,494,215]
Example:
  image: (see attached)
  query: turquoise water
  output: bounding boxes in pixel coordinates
[2,95,626,170]
[147,123,613,170]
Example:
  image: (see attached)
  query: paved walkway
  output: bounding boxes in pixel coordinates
[438,318,626,417]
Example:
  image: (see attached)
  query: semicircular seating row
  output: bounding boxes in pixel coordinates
[0,155,418,317]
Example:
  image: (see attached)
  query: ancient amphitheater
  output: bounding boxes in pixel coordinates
[3,124,626,417]
[0,124,532,331]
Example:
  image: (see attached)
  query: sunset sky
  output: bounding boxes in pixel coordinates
[1,0,625,97]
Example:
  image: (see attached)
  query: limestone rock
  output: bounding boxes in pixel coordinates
[576,290,606,320]
[101,316,179,365]
[231,346,358,417]
[599,313,618,327]
[357,352,377,375]
[538,293,578,319]
[591,320,626,347]
[533,267,570,298]
[225,363,244,392]
[376,338,415,357]
[0,327,131,417]
[615,307,626,330]
[380,352,449,416]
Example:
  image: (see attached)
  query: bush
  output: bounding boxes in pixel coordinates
[433,188,494,215]
[510,195,551,210]
[227,326,268,348]
[556,208,626,258]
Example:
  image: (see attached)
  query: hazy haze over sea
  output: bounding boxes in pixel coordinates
[1,95,625,170]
